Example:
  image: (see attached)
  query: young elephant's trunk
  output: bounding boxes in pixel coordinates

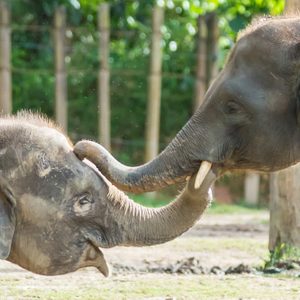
[100,170,216,247]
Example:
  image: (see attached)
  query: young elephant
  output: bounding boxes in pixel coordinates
[0,112,216,276]
[74,16,300,193]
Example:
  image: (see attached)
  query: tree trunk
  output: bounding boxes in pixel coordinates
[98,3,111,151]
[54,6,67,132]
[244,172,260,205]
[0,1,12,114]
[269,0,300,251]
[269,165,300,249]
[145,6,164,163]
[284,0,298,12]
[193,15,207,111]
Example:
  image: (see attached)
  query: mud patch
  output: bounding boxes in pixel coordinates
[111,257,256,276]
[112,257,300,278]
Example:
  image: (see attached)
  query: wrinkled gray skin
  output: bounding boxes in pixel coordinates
[74,16,300,193]
[0,113,216,276]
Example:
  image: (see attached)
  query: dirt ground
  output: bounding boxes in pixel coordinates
[0,210,299,300]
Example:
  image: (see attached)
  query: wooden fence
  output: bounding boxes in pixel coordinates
[0,1,11,114]
[0,2,219,156]
[0,1,259,204]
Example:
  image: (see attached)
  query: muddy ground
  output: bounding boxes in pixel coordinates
[0,210,299,300]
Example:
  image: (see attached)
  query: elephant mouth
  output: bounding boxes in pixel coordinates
[83,240,110,277]
[193,160,226,190]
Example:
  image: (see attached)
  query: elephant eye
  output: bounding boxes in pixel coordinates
[73,193,94,216]
[77,193,93,206]
[225,101,243,115]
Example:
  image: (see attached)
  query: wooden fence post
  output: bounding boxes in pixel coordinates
[194,15,207,111]
[0,1,11,114]
[54,6,67,132]
[98,3,111,150]
[244,172,260,205]
[206,12,219,86]
[145,6,164,162]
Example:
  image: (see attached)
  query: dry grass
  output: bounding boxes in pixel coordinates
[0,272,299,300]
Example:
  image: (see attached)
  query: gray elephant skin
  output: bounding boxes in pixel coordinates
[74,16,300,193]
[0,112,216,276]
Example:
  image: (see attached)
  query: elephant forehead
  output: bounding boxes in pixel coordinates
[30,126,72,152]
[16,166,76,201]
[0,133,70,179]
[0,147,25,174]
[234,28,293,77]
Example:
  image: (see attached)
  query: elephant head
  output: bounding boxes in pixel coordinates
[0,112,216,276]
[74,16,300,193]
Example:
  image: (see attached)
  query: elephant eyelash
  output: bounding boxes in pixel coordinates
[77,193,93,206]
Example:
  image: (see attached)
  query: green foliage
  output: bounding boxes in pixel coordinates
[264,243,287,269]
[131,193,171,207]
[131,192,267,213]
[263,243,300,270]
[9,0,284,164]
[207,201,264,214]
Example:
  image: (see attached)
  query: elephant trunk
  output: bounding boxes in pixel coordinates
[102,170,216,247]
[74,114,210,193]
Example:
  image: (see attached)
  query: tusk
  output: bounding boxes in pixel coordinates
[194,161,212,189]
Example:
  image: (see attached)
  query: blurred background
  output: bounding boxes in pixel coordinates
[0,0,284,205]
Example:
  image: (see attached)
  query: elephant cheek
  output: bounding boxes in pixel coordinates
[7,234,52,275]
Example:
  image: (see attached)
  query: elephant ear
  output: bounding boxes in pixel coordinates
[289,42,300,124]
[296,80,300,124]
[0,176,16,259]
[297,96,300,125]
